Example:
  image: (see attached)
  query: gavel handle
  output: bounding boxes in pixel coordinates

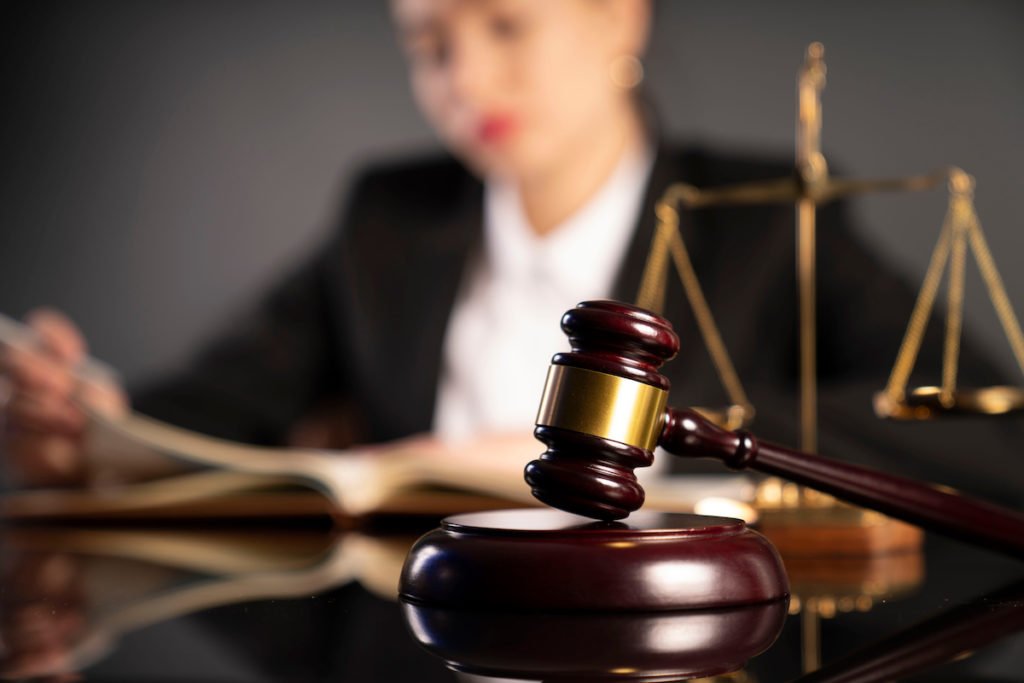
[661,408,1024,559]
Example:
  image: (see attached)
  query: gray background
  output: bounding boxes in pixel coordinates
[1,0,1022,385]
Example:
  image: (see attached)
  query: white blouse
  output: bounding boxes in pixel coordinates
[433,144,654,441]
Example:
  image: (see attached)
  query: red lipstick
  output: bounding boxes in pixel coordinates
[477,114,518,144]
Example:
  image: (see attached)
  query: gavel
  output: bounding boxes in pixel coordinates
[525,300,1024,559]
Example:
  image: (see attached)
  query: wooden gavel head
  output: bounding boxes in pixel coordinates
[525,300,680,520]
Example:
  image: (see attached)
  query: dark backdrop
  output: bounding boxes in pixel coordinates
[1,0,1022,385]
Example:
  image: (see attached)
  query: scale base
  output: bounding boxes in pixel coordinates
[758,503,923,556]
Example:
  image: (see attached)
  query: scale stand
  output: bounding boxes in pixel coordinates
[636,41,1023,545]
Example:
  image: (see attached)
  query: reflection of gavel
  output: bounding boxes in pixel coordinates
[525,300,1024,559]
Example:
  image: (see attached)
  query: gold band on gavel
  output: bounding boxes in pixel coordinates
[535,365,669,451]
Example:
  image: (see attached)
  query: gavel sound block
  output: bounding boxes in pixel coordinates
[400,509,788,611]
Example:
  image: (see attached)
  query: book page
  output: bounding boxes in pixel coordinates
[6,409,755,521]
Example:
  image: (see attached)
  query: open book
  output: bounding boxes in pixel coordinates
[0,312,754,522]
[2,409,533,521]
[1,408,756,522]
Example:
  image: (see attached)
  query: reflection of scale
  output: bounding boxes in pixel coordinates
[783,541,924,673]
[679,548,926,683]
[636,40,1024,492]
[634,41,1024,675]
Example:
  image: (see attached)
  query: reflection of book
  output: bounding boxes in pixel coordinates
[0,527,414,677]
[0,410,755,522]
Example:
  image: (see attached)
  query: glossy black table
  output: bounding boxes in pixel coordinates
[2,516,1023,682]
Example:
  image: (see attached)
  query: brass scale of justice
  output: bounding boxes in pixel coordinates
[632,41,1024,676]
[616,56,1024,674]
[633,41,1024,508]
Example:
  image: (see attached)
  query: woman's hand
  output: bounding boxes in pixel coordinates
[1,309,127,488]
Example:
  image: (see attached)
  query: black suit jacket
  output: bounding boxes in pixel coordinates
[133,143,1024,504]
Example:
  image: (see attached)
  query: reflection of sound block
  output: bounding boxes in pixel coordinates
[758,504,924,556]
[402,601,788,681]
[400,509,789,611]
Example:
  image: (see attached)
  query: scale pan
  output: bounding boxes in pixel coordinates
[874,385,1024,420]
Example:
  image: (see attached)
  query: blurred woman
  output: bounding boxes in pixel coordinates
[2,0,1018,504]
[2,0,655,486]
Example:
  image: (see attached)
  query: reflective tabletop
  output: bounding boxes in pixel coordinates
[2,517,1023,682]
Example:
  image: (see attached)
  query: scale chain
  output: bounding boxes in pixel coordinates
[635,192,752,424]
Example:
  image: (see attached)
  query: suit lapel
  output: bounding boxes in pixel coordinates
[375,174,483,438]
